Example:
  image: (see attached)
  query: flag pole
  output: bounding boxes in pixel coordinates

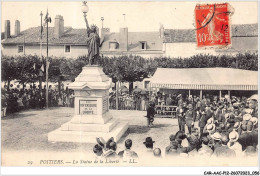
[40,11,43,93]
[46,9,50,109]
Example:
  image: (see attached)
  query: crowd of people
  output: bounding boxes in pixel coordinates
[144,93,258,158]
[1,84,74,116]
[109,90,149,111]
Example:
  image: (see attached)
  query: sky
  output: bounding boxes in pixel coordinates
[1,1,258,35]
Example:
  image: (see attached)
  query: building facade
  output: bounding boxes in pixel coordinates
[1,14,258,59]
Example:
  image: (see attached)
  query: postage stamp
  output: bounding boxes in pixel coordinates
[195,3,231,47]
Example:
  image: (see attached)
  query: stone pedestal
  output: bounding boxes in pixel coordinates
[48,66,128,143]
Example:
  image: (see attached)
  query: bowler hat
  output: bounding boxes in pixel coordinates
[106,137,115,149]
[93,144,102,154]
[143,137,155,145]
[108,142,117,151]
[96,137,106,148]
[125,139,132,148]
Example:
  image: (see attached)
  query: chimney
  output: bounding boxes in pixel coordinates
[4,20,11,39]
[101,28,110,41]
[15,20,20,36]
[54,15,64,39]
[119,28,128,51]
[159,24,164,39]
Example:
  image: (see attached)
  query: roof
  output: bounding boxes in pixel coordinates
[100,31,163,52]
[1,27,90,45]
[1,23,257,46]
[164,24,258,43]
[150,68,258,90]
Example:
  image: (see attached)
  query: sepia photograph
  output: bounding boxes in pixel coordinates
[0,0,259,174]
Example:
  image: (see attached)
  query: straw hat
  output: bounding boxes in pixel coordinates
[243,114,252,121]
[224,113,230,119]
[233,122,241,130]
[207,124,216,133]
[229,131,239,142]
[207,118,214,125]
[245,108,252,114]
[250,117,258,126]
[211,132,222,141]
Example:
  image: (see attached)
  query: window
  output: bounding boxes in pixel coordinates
[144,81,150,89]
[109,42,118,50]
[18,45,23,53]
[65,45,71,53]
[140,41,147,50]
[141,42,145,49]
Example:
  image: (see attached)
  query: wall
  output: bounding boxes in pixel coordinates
[163,37,258,58]
[2,44,88,58]
[101,52,163,58]
[163,42,217,58]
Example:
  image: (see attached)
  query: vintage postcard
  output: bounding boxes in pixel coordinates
[1,0,259,173]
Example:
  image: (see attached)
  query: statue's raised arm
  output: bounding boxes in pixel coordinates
[83,14,90,33]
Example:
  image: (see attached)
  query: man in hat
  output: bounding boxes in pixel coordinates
[213,135,236,158]
[185,104,196,134]
[244,146,257,157]
[165,134,179,157]
[215,103,225,124]
[176,103,185,132]
[228,131,242,157]
[143,137,155,154]
[118,139,138,159]
[211,132,222,150]
[198,136,213,157]
[199,110,210,137]
[153,148,162,158]
[238,124,250,151]
[146,102,155,127]
[177,94,183,106]
[102,137,118,159]
[93,144,103,160]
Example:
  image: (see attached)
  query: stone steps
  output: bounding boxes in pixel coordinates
[48,121,128,143]
[60,118,119,133]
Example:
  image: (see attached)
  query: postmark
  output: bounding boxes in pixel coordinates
[195,3,231,47]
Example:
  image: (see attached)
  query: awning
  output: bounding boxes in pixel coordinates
[150,68,258,91]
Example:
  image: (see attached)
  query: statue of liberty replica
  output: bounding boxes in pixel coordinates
[83,2,100,65]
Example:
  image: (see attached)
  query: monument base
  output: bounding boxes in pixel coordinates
[47,66,128,143]
[48,118,128,143]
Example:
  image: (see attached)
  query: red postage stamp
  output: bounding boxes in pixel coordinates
[195,3,231,47]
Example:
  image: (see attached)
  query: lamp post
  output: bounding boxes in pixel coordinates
[81,1,89,17]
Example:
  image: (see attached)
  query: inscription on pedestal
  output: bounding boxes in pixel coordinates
[79,100,97,115]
